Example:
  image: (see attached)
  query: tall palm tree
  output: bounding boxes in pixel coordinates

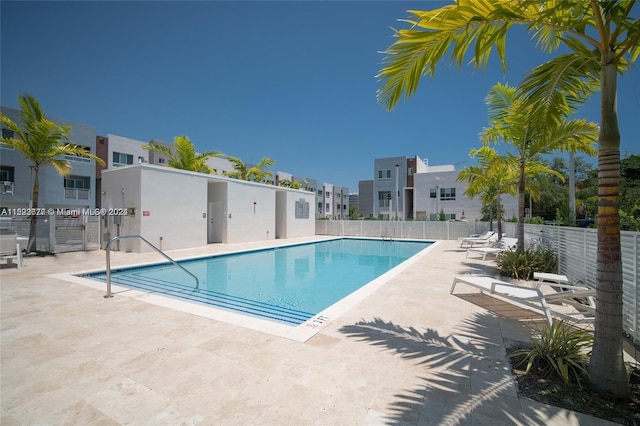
[480,83,598,251]
[143,136,221,174]
[457,146,518,240]
[376,0,639,399]
[0,94,105,253]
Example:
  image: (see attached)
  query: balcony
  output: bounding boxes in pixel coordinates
[1,181,14,195]
[64,188,90,200]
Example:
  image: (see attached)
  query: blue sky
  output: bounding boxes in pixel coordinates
[2,1,639,191]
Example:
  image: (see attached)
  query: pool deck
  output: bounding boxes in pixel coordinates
[1,237,631,425]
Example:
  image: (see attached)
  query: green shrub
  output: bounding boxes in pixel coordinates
[496,246,557,280]
[509,320,593,387]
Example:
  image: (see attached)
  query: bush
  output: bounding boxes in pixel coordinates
[509,320,593,387]
[496,246,557,280]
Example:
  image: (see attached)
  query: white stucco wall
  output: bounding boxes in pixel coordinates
[139,166,208,251]
[101,166,143,252]
[226,180,276,243]
[413,170,518,221]
[102,164,317,252]
[276,189,316,239]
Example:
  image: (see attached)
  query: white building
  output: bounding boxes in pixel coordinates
[1,106,99,211]
[362,155,517,222]
[101,164,316,252]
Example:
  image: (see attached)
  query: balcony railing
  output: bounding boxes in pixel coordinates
[64,188,90,200]
[1,181,14,195]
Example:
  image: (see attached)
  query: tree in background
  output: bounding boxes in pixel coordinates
[0,94,105,253]
[457,146,518,240]
[479,82,598,251]
[376,0,639,399]
[143,136,221,174]
[223,156,275,183]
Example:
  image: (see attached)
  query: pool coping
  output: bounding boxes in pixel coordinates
[50,238,440,343]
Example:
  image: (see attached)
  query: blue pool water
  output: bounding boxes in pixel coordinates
[83,238,431,325]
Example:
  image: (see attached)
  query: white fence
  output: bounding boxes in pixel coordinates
[0,215,101,253]
[316,220,640,343]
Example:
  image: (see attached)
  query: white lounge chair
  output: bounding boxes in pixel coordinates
[458,230,497,247]
[466,237,518,260]
[450,275,596,325]
[0,234,24,268]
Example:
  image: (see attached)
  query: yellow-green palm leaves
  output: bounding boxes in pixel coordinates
[223,156,275,183]
[144,136,221,174]
[377,0,639,399]
[457,146,518,239]
[0,94,105,252]
[480,82,598,251]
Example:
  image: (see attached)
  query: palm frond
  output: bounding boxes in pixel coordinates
[377,0,531,110]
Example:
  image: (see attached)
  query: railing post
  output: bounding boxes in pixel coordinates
[103,235,199,299]
[104,245,112,298]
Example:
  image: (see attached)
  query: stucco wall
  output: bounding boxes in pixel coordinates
[140,166,208,251]
[226,180,276,243]
[102,164,316,252]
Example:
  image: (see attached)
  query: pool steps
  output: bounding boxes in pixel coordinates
[86,271,314,325]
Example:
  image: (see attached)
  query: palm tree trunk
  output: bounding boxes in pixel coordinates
[496,193,502,240]
[27,166,39,253]
[517,158,526,252]
[588,57,630,400]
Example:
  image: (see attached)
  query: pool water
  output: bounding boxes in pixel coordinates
[83,238,431,325]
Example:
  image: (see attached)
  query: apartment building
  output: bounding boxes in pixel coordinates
[317,183,349,219]
[362,155,517,221]
[0,106,99,211]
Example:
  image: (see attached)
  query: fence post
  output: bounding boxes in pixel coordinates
[48,214,56,253]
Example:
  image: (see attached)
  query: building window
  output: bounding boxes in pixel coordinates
[430,188,437,198]
[1,165,14,194]
[325,191,330,198]
[378,191,391,207]
[64,145,92,163]
[378,169,391,180]
[1,128,16,150]
[113,152,134,167]
[64,175,91,199]
[158,158,165,165]
[440,187,456,201]
[408,167,414,175]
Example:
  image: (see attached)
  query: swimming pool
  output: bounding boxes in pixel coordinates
[82,238,431,327]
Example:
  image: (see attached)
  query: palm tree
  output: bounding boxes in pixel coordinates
[480,83,598,251]
[247,157,275,183]
[0,94,105,253]
[376,0,639,399]
[224,156,275,182]
[457,146,518,240]
[143,136,221,174]
[223,156,249,180]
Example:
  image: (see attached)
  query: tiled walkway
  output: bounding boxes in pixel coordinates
[1,238,621,425]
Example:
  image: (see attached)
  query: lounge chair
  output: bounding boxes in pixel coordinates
[450,275,596,325]
[466,237,518,260]
[0,234,24,268]
[458,230,497,247]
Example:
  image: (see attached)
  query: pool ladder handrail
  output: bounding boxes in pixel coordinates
[104,235,199,298]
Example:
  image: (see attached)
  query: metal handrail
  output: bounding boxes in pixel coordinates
[104,235,199,298]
